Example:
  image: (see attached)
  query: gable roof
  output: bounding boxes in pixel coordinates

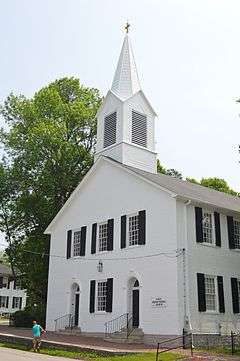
[45,156,240,233]
[123,163,240,213]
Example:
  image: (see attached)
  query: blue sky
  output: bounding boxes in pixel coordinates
[1,0,240,246]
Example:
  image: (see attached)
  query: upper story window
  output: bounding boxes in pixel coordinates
[132,110,147,148]
[103,112,117,148]
[128,214,139,246]
[205,275,217,311]
[233,220,240,249]
[97,280,107,312]
[73,230,82,257]
[202,211,214,244]
[98,222,108,252]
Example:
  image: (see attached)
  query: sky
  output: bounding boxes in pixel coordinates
[0,0,240,247]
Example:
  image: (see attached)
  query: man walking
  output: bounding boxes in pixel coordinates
[32,320,45,352]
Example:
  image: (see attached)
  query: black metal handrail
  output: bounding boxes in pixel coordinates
[105,313,132,338]
[156,331,193,361]
[54,313,74,332]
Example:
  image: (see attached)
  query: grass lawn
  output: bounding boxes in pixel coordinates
[198,346,240,356]
[0,342,184,360]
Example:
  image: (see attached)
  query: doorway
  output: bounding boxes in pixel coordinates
[128,278,140,328]
[71,283,80,327]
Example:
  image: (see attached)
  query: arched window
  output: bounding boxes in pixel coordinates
[132,110,147,147]
[133,280,139,288]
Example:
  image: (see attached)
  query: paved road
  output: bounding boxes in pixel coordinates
[0,347,79,361]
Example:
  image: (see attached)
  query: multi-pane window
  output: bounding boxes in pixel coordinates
[202,212,214,244]
[12,297,22,309]
[97,281,107,312]
[73,230,82,257]
[103,112,117,148]
[205,275,216,311]
[132,110,147,148]
[233,220,240,249]
[0,296,8,308]
[128,215,139,246]
[98,223,108,252]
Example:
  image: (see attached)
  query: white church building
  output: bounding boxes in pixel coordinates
[45,31,240,340]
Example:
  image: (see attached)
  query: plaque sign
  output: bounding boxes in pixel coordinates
[151,297,167,308]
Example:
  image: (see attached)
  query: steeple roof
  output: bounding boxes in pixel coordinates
[111,34,141,100]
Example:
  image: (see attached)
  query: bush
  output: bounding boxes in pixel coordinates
[11,309,45,328]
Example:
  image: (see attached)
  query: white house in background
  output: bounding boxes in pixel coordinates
[0,264,27,315]
[45,31,240,341]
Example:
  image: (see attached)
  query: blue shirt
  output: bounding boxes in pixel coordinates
[32,324,41,337]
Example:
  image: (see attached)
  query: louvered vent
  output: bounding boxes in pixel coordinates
[103,112,117,148]
[132,110,147,147]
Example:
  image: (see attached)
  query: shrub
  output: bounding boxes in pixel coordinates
[11,309,45,328]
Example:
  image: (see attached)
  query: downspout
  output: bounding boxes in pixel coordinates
[183,199,192,332]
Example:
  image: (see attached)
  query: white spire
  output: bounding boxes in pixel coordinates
[111,34,141,100]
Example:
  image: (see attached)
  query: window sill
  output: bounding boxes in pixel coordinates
[72,256,85,259]
[94,311,107,315]
[198,243,217,248]
[230,248,240,252]
[125,244,145,250]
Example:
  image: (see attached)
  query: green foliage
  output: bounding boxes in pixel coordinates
[0,77,102,311]
[166,169,182,179]
[157,159,167,174]
[157,160,182,179]
[187,177,238,196]
[0,342,183,361]
[10,308,45,328]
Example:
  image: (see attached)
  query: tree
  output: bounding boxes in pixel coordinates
[0,77,102,310]
[187,177,238,196]
[157,159,182,179]
[166,169,182,179]
[157,159,167,174]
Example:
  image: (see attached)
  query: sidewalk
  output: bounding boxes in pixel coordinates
[0,325,154,353]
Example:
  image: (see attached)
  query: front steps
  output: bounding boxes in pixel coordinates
[57,326,81,335]
[105,328,144,344]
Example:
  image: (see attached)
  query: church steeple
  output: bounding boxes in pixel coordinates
[95,29,157,174]
[111,34,141,100]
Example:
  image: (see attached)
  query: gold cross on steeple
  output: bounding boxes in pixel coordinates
[125,21,130,34]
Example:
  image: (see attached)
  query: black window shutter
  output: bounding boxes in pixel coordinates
[138,210,146,245]
[227,216,235,249]
[217,276,225,313]
[121,215,127,249]
[80,226,87,256]
[13,279,16,290]
[106,278,113,312]
[214,212,221,247]
[66,230,72,259]
[197,273,206,312]
[0,277,3,288]
[195,207,203,243]
[19,297,22,310]
[6,296,9,308]
[107,219,114,251]
[231,277,239,314]
[89,280,96,313]
[91,223,97,254]
[12,297,15,308]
